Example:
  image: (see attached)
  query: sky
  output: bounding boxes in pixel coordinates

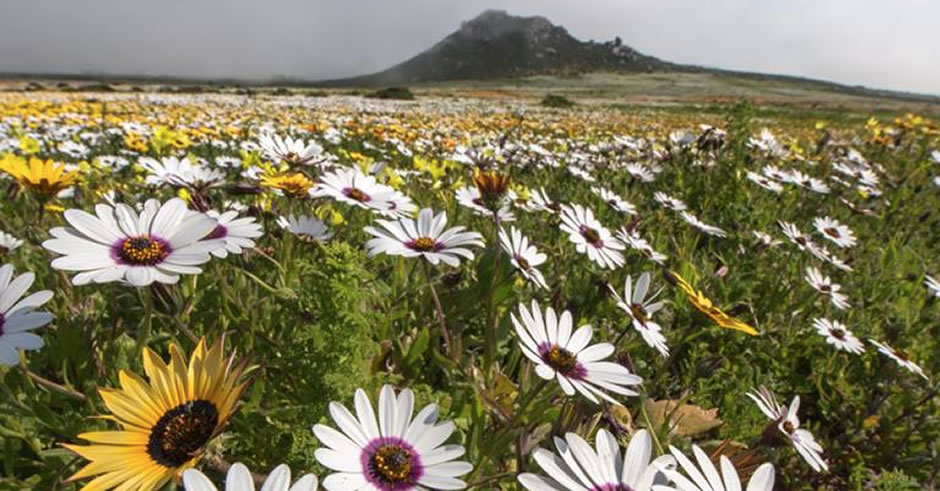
[0,0,937,94]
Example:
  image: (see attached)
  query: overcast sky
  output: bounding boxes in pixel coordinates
[1,0,937,94]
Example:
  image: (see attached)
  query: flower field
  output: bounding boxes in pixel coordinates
[0,91,937,490]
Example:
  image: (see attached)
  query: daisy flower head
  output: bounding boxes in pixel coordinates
[518,429,675,491]
[669,271,758,336]
[313,385,472,490]
[277,215,333,243]
[813,217,856,248]
[868,339,928,379]
[183,463,317,491]
[139,156,224,189]
[619,228,668,266]
[611,273,669,356]
[654,192,687,212]
[455,186,515,222]
[0,264,53,365]
[626,162,657,182]
[65,337,251,490]
[512,299,642,404]
[812,318,864,354]
[559,204,625,270]
[523,187,561,214]
[260,171,314,198]
[680,212,728,238]
[259,132,324,166]
[0,230,24,254]
[752,231,782,248]
[746,387,828,473]
[205,210,263,258]
[0,156,78,197]
[663,444,775,491]
[804,266,850,310]
[746,171,784,193]
[592,186,637,215]
[472,168,511,212]
[364,208,484,267]
[43,198,224,286]
[923,275,940,297]
[498,227,548,289]
[778,220,821,255]
[311,166,400,216]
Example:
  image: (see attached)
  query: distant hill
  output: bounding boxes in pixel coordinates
[316,10,939,107]
[319,10,686,86]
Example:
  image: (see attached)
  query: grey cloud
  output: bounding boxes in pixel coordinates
[0,0,937,94]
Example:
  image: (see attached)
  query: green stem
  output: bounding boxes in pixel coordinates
[421,262,452,358]
[136,287,154,354]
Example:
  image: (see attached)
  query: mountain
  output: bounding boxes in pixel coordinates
[320,10,688,86]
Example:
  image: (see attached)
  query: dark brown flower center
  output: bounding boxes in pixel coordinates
[147,400,219,468]
[116,236,171,266]
[344,187,371,202]
[514,254,530,271]
[824,227,841,238]
[579,225,603,248]
[630,304,649,325]
[543,346,579,375]
[370,445,414,484]
[830,328,845,340]
[408,237,439,252]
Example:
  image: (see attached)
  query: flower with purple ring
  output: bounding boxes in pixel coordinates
[364,208,483,267]
[43,198,225,286]
[512,299,643,405]
[314,385,472,490]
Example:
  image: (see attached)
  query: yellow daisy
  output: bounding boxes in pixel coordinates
[669,271,759,336]
[63,337,250,490]
[0,156,78,197]
[259,171,314,197]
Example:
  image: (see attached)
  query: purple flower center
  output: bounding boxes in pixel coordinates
[0,313,5,336]
[112,236,172,266]
[361,436,423,490]
[592,485,635,491]
[344,187,371,202]
[207,224,228,240]
[538,343,586,379]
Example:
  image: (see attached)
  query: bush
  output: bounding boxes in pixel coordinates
[540,93,575,108]
[366,86,415,100]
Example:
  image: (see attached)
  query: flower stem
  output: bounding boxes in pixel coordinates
[136,286,154,354]
[422,262,452,357]
[20,366,87,402]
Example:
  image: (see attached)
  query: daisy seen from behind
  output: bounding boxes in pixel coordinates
[512,299,642,404]
[313,384,472,490]
[868,339,928,379]
[278,215,334,243]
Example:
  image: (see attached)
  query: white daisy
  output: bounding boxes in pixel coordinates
[313,385,473,490]
[512,300,642,404]
[205,210,264,258]
[454,186,515,222]
[618,229,668,266]
[813,217,856,249]
[259,132,324,166]
[661,444,775,491]
[523,188,561,214]
[518,429,674,491]
[0,264,53,365]
[812,318,864,354]
[804,267,850,310]
[653,192,687,212]
[745,171,784,193]
[924,275,940,297]
[752,231,782,248]
[746,387,828,473]
[0,230,24,254]
[559,204,625,270]
[626,163,657,182]
[42,198,223,286]
[139,156,225,189]
[183,463,317,491]
[611,273,669,356]
[311,167,406,217]
[499,227,548,289]
[592,186,637,215]
[868,339,928,379]
[778,220,822,255]
[680,212,727,238]
[364,209,483,267]
[277,215,333,243]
